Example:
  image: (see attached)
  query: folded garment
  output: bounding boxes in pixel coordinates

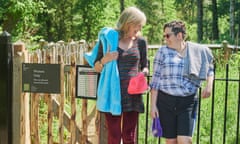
[152,117,163,137]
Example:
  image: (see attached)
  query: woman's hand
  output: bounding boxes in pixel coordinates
[101,52,119,65]
[94,51,118,73]
[142,67,149,76]
[150,89,159,119]
[151,105,159,119]
[94,61,103,73]
[201,75,214,98]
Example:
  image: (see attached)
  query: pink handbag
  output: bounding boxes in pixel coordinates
[128,72,148,94]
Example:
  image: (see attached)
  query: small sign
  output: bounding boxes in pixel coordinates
[76,65,98,99]
[22,63,61,93]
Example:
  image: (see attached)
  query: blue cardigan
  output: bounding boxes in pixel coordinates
[84,27,121,115]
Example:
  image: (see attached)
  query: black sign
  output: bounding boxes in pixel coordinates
[22,63,61,93]
[76,65,98,99]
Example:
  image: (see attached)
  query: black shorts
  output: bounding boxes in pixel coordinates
[156,90,198,138]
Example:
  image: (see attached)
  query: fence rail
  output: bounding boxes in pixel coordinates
[10,39,240,144]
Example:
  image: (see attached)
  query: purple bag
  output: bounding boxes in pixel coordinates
[152,117,163,137]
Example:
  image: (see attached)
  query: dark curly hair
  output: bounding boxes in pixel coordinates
[163,20,186,39]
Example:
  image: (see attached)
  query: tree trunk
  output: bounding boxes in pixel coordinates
[120,0,124,13]
[197,0,203,42]
[237,11,240,47]
[230,0,235,39]
[212,0,219,40]
[46,18,53,42]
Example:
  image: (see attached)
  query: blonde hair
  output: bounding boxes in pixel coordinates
[116,7,146,38]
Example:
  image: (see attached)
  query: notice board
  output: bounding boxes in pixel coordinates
[22,63,61,93]
[76,65,98,99]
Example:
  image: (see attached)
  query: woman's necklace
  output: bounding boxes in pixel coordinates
[119,37,136,51]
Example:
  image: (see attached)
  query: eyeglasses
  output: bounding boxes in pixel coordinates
[163,33,174,39]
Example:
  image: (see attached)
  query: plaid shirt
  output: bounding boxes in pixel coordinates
[150,46,199,96]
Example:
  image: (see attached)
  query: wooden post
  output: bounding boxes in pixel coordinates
[222,40,231,62]
[30,53,40,144]
[12,42,31,144]
[70,55,77,144]
[58,55,64,144]
[44,47,54,144]
[99,113,108,144]
[81,99,88,144]
[82,42,89,144]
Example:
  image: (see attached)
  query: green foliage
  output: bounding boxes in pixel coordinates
[0,0,45,42]
[73,0,114,42]
[218,0,230,16]
[174,0,196,22]
[228,51,240,66]
[186,22,198,41]
[136,0,165,44]
[35,0,76,42]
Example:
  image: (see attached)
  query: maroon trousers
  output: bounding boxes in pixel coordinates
[105,111,139,144]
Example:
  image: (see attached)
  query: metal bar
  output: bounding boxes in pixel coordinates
[144,76,150,144]
[214,78,240,82]
[223,64,229,144]
[236,66,240,144]
[196,89,202,144]
[210,64,216,144]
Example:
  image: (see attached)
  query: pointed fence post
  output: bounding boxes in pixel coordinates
[12,41,31,144]
[222,40,231,62]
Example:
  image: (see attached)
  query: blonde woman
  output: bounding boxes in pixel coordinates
[84,6,149,144]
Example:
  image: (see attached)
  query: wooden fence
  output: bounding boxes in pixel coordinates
[12,40,100,144]
[11,39,239,144]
